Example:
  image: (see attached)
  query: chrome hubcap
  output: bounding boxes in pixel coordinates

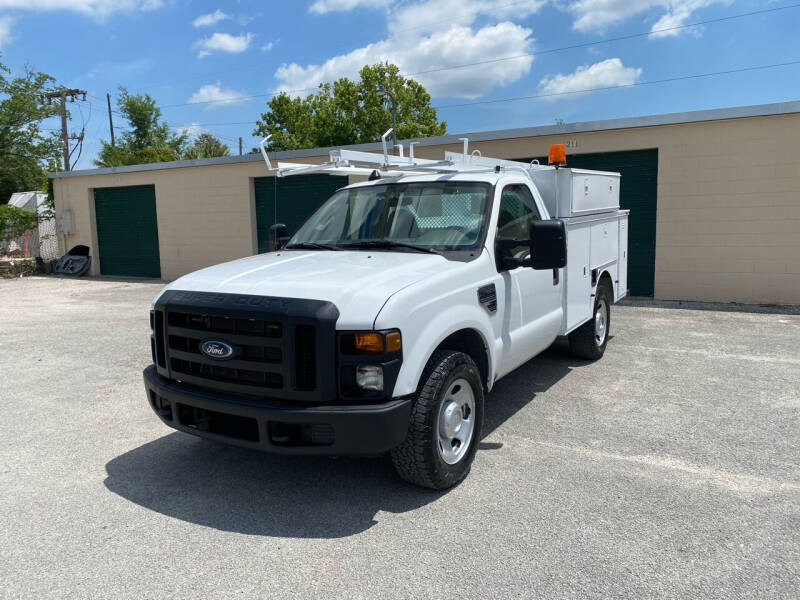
[436,378,475,465]
[595,298,608,346]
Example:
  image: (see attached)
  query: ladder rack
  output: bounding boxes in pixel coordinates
[258,130,555,182]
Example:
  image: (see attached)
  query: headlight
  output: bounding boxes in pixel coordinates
[356,365,384,391]
[342,329,402,355]
[354,333,384,353]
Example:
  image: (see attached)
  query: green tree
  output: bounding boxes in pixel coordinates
[183,132,229,160]
[0,58,61,204]
[95,88,186,167]
[0,204,39,241]
[254,62,446,151]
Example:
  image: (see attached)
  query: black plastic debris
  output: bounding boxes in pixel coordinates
[54,245,91,276]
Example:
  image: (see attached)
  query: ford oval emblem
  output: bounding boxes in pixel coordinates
[200,340,235,360]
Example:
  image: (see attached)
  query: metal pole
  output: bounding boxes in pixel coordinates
[42,88,86,172]
[387,86,398,150]
[106,93,115,147]
[239,137,243,156]
[378,84,398,153]
[59,92,70,171]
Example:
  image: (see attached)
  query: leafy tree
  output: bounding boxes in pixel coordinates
[0,57,61,204]
[183,132,229,160]
[0,204,39,241]
[96,88,186,167]
[254,62,447,151]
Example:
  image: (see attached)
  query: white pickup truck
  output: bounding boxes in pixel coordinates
[144,140,629,489]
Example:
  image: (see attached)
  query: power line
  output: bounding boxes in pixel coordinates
[410,3,800,77]
[433,59,800,109]
[100,0,534,97]
[40,88,87,171]
[166,58,800,128]
[152,2,800,111]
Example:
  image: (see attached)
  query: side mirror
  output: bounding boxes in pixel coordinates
[529,220,566,270]
[269,223,288,251]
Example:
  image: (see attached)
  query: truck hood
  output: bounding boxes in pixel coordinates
[159,250,449,329]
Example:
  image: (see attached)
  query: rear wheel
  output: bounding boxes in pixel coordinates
[569,280,612,360]
[391,350,484,490]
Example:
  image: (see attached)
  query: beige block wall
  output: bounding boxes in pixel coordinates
[410,113,800,305]
[53,112,800,304]
[52,157,324,281]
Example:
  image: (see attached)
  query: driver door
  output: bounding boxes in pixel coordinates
[495,183,563,373]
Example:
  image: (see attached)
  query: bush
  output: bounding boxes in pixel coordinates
[0,204,39,241]
[1,258,39,278]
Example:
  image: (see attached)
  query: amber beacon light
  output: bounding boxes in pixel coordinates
[548,143,567,166]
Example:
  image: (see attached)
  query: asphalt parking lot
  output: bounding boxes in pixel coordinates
[1,276,798,599]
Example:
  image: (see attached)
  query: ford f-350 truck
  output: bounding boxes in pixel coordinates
[144,140,629,489]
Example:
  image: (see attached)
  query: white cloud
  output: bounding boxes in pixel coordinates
[0,15,13,47]
[649,3,708,38]
[389,0,545,35]
[188,82,246,108]
[175,123,204,139]
[276,0,545,98]
[539,58,642,98]
[276,22,533,98]
[562,0,731,36]
[192,9,230,28]
[0,0,162,18]
[195,32,253,58]
[261,40,277,52]
[309,0,392,14]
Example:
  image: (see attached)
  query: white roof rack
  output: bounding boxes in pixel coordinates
[258,129,555,182]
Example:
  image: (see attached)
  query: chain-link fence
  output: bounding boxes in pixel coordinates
[0,217,59,260]
[37,218,59,260]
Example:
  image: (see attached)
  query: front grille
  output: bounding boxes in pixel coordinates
[153,310,166,367]
[294,325,316,390]
[153,291,339,402]
[166,309,287,391]
[170,357,283,388]
[167,311,283,338]
[168,334,283,363]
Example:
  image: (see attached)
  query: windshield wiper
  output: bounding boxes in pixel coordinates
[340,240,441,255]
[284,242,342,251]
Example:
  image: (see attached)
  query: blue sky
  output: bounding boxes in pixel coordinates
[0,0,798,170]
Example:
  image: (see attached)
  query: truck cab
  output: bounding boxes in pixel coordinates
[144,143,628,489]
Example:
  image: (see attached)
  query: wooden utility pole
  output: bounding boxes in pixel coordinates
[106,93,115,147]
[41,88,86,171]
[239,136,243,156]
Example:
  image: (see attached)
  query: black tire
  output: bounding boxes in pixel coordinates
[569,280,612,360]
[390,350,484,490]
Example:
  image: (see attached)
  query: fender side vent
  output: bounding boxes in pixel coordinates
[477,284,497,313]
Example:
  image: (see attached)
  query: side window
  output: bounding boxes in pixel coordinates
[497,184,540,259]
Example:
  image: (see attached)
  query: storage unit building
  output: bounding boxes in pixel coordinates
[50,101,800,305]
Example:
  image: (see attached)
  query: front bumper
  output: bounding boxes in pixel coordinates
[143,365,412,455]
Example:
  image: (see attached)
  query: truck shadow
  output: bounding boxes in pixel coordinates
[104,338,590,538]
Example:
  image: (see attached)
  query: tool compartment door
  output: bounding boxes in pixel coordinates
[563,220,592,333]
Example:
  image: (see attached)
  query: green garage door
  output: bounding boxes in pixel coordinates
[254,175,348,253]
[94,185,161,278]
[523,149,658,297]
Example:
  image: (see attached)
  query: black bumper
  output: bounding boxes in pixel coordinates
[143,365,412,455]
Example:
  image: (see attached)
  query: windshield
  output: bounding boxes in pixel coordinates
[288,181,491,251]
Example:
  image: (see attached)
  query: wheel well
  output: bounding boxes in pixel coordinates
[598,270,614,296]
[436,329,489,390]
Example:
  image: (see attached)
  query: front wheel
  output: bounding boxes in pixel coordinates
[569,281,612,360]
[390,350,484,490]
